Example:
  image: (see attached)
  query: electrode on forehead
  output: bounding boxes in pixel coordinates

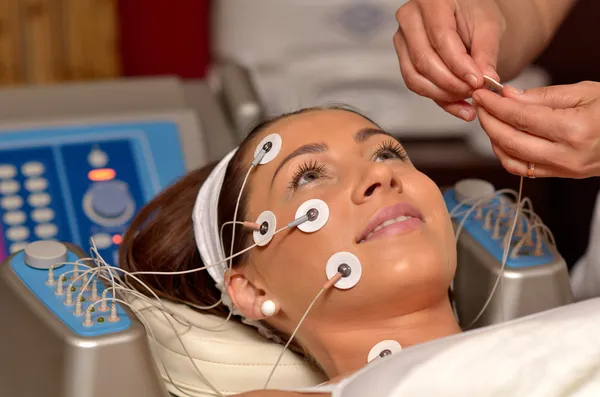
[253,210,277,246]
[326,252,362,289]
[367,340,402,363]
[253,133,282,165]
[295,199,329,233]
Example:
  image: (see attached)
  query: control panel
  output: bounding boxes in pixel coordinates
[0,114,206,266]
[0,240,169,397]
[443,185,555,268]
[9,241,131,336]
[444,179,573,329]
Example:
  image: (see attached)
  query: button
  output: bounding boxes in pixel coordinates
[88,148,109,168]
[0,165,17,179]
[91,233,112,249]
[10,242,29,254]
[0,180,20,195]
[90,181,132,219]
[21,161,45,177]
[31,208,55,223]
[24,241,67,269]
[25,177,48,192]
[28,193,51,207]
[6,226,30,241]
[35,223,58,238]
[1,195,23,210]
[3,211,26,225]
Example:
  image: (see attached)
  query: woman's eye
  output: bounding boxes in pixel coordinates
[298,171,320,186]
[375,151,399,162]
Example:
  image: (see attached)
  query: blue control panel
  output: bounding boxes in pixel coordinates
[0,121,187,265]
[443,188,555,268]
[10,249,131,336]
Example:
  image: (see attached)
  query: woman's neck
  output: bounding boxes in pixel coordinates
[306,298,461,380]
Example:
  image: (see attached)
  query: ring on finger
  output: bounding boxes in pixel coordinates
[527,162,536,179]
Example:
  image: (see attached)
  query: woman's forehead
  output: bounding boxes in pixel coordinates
[259,109,378,149]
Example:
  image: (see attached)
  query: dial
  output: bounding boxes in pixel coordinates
[83,181,135,226]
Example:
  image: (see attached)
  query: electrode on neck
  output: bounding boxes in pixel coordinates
[367,340,402,363]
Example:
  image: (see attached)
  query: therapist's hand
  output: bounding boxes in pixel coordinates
[394,0,506,121]
[472,81,600,179]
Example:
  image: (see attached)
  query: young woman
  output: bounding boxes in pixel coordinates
[120,106,461,396]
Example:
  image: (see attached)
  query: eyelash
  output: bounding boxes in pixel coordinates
[287,140,408,192]
[288,160,326,191]
[373,140,408,162]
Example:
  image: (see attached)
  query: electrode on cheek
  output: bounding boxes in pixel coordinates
[326,252,362,289]
[253,133,282,165]
[294,199,330,233]
[253,211,277,246]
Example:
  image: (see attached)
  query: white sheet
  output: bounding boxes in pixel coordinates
[304,298,600,397]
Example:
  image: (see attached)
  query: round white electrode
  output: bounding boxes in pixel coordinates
[253,210,277,246]
[295,199,329,233]
[367,340,402,363]
[325,251,362,290]
[254,133,282,165]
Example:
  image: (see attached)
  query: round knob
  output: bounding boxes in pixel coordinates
[89,181,132,219]
[454,179,495,203]
[24,241,67,269]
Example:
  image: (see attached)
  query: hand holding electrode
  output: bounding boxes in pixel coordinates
[394,0,505,121]
[472,80,600,179]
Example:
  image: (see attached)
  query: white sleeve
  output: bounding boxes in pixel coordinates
[570,190,600,300]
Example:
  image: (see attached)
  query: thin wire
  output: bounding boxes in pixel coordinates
[464,176,524,329]
[263,286,328,389]
[87,297,223,397]
[127,225,287,277]
[227,165,254,292]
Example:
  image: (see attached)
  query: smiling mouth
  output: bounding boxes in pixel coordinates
[358,216,415,243]
[357,202,424,244]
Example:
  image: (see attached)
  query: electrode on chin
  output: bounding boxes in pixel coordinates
[326,252,362,289]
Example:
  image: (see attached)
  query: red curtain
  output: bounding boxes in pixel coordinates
[118,0,211,78]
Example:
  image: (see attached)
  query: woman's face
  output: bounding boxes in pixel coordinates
[232,109,456,328]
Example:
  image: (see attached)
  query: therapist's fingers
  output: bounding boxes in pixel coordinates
[398,11,474,95]
[468,8,504,82]
[490,144,558,178]
[435,99,476,121]
[501,83,585,109]
[414,1,483,88]
[472,89,572,142]
[475,105,562,165]
[395,32,469,104]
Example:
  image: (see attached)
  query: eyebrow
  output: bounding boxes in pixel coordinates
[271,143,329,185]
[269,127,397,186]
[353,127,396,143]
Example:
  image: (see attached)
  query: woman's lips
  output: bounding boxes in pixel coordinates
[359,216,423,243]
[357,202,424,244]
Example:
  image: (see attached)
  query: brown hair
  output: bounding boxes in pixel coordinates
[119,106,379,358]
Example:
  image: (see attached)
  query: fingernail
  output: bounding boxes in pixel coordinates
[472,92,481,103]
[458,109,471,121]
[506,85,524,95]
[465,74,479,88]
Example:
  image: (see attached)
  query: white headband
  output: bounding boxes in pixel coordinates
[192,148,280,342]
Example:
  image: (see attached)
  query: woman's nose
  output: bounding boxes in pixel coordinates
[351,163,402,204]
